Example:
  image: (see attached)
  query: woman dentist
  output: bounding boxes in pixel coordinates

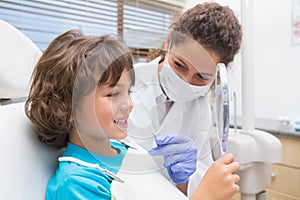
[127,2,243,198]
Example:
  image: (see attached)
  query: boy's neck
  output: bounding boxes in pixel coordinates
[69,133,118,156]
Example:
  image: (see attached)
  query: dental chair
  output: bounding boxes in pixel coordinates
[0,20,62,199]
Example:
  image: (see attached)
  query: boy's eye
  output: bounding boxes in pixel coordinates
[128,89,133,95]
[107,92,119,97]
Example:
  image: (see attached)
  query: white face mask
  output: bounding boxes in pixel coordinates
[159,58,212,103]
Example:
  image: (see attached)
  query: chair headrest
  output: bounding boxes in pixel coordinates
[0,20,42,99]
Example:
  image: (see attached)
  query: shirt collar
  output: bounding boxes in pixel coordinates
[63,141,127,173]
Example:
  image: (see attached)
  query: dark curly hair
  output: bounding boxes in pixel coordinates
[147,2,242,66]
[170,2,242,65]
[25,30,134,148]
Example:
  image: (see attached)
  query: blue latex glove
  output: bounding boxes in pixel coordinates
[148,134,197,184]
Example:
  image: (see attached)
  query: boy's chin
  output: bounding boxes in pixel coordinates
[113,131,128,140]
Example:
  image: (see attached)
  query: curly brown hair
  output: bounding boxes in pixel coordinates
[25,30,134,148]
[148,2,242,66]
[170,2,242,65]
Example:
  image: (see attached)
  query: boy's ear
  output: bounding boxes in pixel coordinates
[69,114,73,122]
[69,114,74,127]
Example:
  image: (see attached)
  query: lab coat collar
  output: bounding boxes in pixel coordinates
[149,56,169,103]
[149,56,162,64]
[134,56,167,103]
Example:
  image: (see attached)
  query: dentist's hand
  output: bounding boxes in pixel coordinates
[191,153,240,200]
[148,134,197,184]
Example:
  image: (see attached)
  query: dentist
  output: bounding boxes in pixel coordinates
[127,2,243,198]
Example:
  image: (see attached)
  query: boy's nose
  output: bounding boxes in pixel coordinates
[120,96,133,112]
[128,97,134,112]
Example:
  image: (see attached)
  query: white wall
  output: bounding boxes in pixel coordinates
[185,0,300,121]
[252,0,300,121]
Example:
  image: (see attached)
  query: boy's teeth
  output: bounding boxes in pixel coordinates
[115,119,126,124]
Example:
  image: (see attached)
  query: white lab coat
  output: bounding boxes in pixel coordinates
[127,57,214,197]
[111,142,188,200]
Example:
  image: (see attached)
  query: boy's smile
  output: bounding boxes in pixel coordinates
[114,115,129,131]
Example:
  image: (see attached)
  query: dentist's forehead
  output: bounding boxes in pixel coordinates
[170,38,217,74]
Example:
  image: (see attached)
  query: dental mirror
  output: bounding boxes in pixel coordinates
[214,63,230,158]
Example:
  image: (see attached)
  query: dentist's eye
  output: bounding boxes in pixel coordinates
[197,73,209,82]
[199,76,208,82]
[174,61,186,70]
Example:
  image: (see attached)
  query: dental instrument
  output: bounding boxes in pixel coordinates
[58,156,125,183]
[233,92,237,134]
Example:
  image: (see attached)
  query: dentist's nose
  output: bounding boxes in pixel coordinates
[181,71,194,85]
